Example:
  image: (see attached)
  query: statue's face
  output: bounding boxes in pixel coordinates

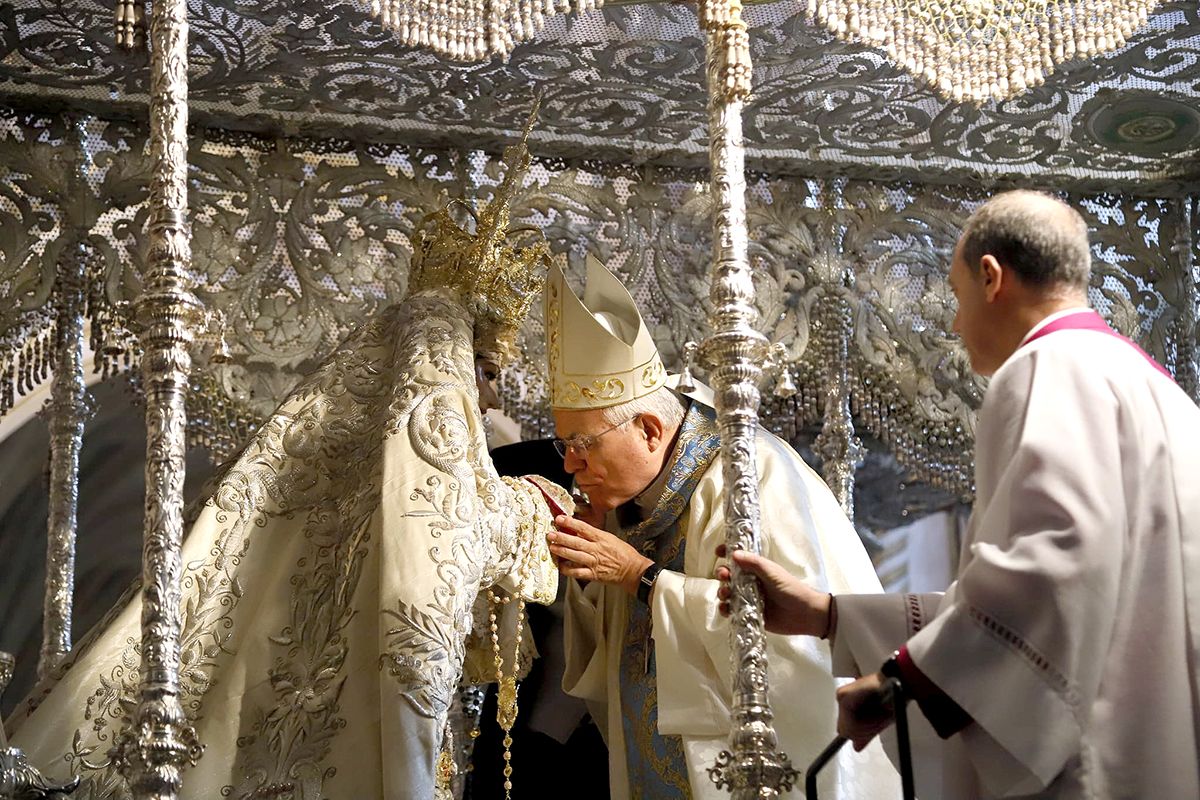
[474,357,501,413]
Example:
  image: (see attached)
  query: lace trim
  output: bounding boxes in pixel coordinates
[967,605,1081,712]
[905,593,925,638]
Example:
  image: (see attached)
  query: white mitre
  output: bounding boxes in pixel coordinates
[545,254,667,410]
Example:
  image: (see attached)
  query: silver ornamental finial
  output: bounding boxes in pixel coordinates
[676,341,700,393]
[0,651,82,799]
[769,343,797,399]
[0,652,13,697]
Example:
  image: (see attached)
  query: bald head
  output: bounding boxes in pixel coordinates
[960,190,1091,293]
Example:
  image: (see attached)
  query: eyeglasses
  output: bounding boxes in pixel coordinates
[552,414,640,458]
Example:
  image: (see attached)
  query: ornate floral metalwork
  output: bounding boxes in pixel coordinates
[0,747,81,800]
[0,5,1191,800]
[110,0,205,797]
[448,682,486,797]
[0,3,1192,492]
[0,116,1193,504]
[812,292,865,518]
[0,651,13,697]
[36,115,96,681]
[1,651,81,800]
[694,0,796,794]
[1180,195,1199,398]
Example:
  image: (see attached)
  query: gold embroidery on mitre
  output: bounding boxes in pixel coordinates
[641,360,665,388]
[544,255,668,410]
[408,102,550,363]
[560,378,626,405]
[580,379,625,401]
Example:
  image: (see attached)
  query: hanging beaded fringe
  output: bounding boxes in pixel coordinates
[89,303,138,383]
[785,355,974,499]
[363,0,1154,99]
[799,0,1162,104]
[114,0,146,50]
[700,0,753,101]
[0,260,257,462]
[368,0,603,62]
[0,322,55,417]
[184,367,259,462]
[1,245,121,418]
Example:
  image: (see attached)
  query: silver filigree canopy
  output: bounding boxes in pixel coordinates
[0,6,1193,800]
[0,1,1195,189]
[0,0,1194,638]
[0,114,1195,479]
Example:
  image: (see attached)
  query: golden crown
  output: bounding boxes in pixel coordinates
[408,103,550,363]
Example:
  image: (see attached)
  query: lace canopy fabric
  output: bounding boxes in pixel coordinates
[0,5,1194,798]
[0,2,1196,187]
[0,1,1195,504]
[0,113,1195,503]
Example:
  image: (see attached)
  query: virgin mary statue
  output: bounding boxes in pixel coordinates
[4,129,568,800]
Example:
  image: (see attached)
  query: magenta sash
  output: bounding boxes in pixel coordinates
[1023,309,1174,382]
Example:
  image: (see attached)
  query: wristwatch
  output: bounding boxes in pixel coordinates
[636,562,664,605]
[880,649,909,703]
[880,650,903,681]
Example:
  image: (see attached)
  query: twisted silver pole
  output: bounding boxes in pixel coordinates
[111,0,204,795]
[698,0,796,795]
[1176,195,1197,403]
[39,118,94,681]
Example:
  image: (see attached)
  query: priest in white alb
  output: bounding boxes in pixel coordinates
[542,257,901,799]
[720,190,1200,799]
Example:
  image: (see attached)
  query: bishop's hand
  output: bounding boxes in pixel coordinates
[570,494,607,529]
[549,515,653,595]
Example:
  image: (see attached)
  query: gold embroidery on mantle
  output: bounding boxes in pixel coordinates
[224,294,480,799]
[13,291,563,799]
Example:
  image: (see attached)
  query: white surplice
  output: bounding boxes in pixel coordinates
[833,319,1200,799]
[563,427,902,800]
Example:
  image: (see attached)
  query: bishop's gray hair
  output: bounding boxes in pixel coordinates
[960,190,1092,292]
[601,385,687,430]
